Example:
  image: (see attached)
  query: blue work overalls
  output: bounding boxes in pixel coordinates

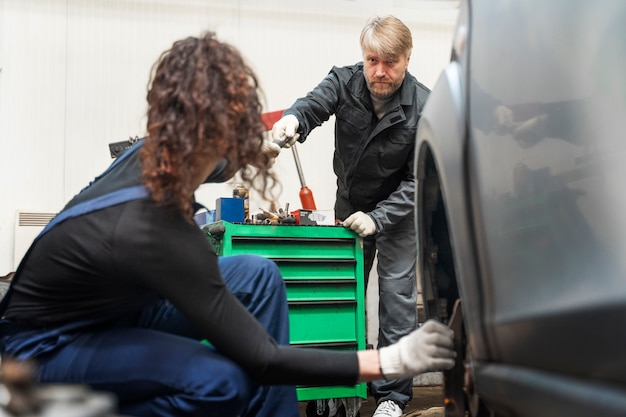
[0,141,299,417]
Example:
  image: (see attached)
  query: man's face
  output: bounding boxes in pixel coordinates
[363,49,410,98]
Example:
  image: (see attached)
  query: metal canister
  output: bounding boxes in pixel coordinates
[232,184,249,221]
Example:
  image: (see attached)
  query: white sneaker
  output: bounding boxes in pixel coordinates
[328,398,337,417]
[372,400,403,417]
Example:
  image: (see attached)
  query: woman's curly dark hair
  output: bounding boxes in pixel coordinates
[141,32,278,218]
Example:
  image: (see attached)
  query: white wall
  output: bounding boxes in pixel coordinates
[0,0,458,273]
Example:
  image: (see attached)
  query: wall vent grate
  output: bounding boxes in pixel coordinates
[13,211,57,269]
[18,212,57,227]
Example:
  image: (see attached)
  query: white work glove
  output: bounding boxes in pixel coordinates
[513,113,548,148]
[271,114,300,148]
[259,138,281,167]
[379,320,456,380]
[343,211,377,237]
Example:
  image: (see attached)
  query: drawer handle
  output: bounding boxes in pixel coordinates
[231,236,354,244]
[291,341,358,349]
[285,279,354,286]
[288,300,356,307]
[272,258,355,264]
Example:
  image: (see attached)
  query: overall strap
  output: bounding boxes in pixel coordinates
[1,139,149,316]
[39,185,149,237]
[0,185,150,316]
[43,138,146,237]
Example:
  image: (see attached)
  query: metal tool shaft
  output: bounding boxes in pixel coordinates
[291,143,307,187]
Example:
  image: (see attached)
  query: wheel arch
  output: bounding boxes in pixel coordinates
[414,61,490,360]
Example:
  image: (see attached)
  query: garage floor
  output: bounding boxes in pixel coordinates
[298,385,444,417]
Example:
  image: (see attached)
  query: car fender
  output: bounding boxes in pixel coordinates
[415,61,493,360]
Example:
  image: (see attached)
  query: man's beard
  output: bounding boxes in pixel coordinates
[366,78,402,98]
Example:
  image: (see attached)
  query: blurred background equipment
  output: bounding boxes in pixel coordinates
[0,358,122,417]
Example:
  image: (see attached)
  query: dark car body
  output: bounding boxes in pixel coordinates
[414,1,626,416]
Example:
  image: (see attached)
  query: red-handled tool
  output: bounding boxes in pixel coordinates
[291,143,316,210]
[261,110,317,210]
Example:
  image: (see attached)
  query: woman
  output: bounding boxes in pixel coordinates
[0,32,455,417]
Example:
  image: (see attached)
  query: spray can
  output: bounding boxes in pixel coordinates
[232,183,249,221]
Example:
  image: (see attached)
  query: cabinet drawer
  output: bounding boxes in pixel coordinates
[288,300,358,346]
[225,236,357,259]
[285,278,357,301]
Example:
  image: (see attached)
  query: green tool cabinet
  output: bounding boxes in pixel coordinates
[205,221,367,401]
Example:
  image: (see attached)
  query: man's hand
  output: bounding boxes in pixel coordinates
[513,113,548,148]
[271,115,300,148]
[378,320,456,380]
[343,211,376,237]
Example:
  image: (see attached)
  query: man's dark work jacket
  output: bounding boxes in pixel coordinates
[284,62,430,231]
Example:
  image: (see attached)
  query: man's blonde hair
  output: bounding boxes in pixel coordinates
[360,15,413,59]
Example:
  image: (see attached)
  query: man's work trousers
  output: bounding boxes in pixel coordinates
[363,214,419,409]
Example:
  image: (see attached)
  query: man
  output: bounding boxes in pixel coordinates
[272,15,428,417]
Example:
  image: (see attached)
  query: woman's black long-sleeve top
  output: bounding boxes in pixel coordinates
[2,146,359,386]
